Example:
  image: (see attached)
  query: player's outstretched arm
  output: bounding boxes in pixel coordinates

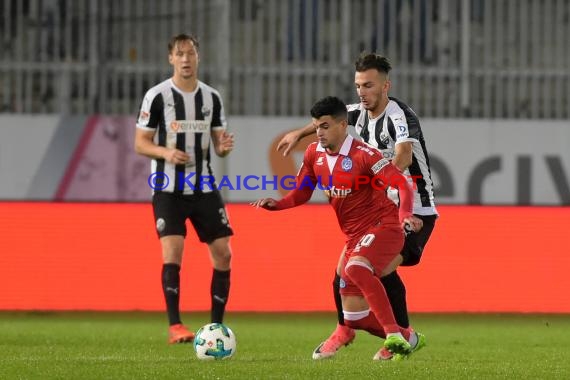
[378,160,420,229]
[251,198,277,210]
[261,143,317,210]
[276,122,317,156]
[251,180,314,211]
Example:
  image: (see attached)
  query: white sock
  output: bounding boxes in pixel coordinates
[343,309,370,321]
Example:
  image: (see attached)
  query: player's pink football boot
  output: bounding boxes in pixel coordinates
[373,346,395,361]
[168,323,195,344]
[312,324,356,359]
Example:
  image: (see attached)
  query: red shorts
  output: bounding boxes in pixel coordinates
[339,224,404,297]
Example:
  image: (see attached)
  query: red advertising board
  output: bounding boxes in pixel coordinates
[0,203,568,312]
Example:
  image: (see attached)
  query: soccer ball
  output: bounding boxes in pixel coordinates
[193,323,236,360]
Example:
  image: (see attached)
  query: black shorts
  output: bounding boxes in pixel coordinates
[400,214,437,266]
[152,191,234,243]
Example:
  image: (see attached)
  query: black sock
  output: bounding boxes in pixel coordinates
[211,269,231,323]
[381,271,409,328]
[333,272,345,325]
[162,263,182,326]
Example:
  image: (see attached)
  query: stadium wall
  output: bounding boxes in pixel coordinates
[1,203,569,313]
[1,116,570,205]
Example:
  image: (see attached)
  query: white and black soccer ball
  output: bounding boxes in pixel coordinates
[193,323,236,360]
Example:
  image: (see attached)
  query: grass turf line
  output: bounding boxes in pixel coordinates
[1,312,569,379]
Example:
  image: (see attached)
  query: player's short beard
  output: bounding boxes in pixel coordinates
[364,98,380,112]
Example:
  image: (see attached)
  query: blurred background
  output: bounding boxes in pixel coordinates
[1,0,569,204]
[0,0,569,313]
[2,0,568,118]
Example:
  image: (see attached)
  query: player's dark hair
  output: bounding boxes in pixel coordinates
[310,96,347,120]
[355,52,392,74]
[168,34,200,53]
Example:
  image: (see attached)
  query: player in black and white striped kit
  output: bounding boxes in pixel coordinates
[278,53,436,360]
[135,34,234,344]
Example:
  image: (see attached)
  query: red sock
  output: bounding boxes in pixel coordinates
[401,326,411,340]
[345,262,399,334]
[344,313,386,338]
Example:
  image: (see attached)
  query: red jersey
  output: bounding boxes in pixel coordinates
[273,136,414,242]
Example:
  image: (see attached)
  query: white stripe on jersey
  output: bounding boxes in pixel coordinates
[136,79,227,195]
[347,100,437,215]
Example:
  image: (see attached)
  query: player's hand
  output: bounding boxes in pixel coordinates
[216,131,235,157]
[276,130,302,157]
[402,215,423,233]
[250,198,277,210]
[163,149,190,165]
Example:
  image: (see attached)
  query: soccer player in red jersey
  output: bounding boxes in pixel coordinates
[252,96,424,359]
[277,54,433,360]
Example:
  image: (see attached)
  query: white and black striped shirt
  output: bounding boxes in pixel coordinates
[347,97,438,216]
[136,79,226,194]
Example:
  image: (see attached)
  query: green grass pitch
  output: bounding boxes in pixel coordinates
[1,312,569,379]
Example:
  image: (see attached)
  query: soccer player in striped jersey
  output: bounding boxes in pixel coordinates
[135,34,234,344]
[254,96,425,360]
[277,53,435,360]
